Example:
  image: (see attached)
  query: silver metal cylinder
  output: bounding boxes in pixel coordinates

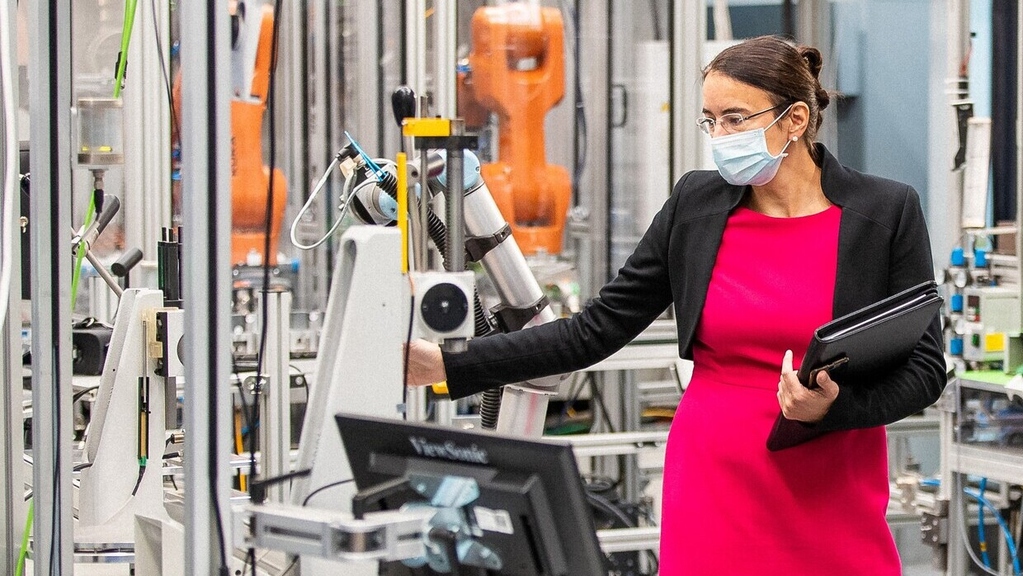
[464,182,556,326]
[495,385,557,438]
[445,122,466,273]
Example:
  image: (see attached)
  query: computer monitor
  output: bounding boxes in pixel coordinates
[335,413,608,576]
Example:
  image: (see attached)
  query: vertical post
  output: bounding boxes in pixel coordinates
[0,0,25,566]
[123,0,172,262]
[576,0,610,296]
[671,0,706,182]
[946,0,971,245]
[434,0,457,119]
[352,0,383,153]
[445,122,466,273]
[28,0,73,572]
[795,0,837,155]
[0,244,22,568]
[405,0,427,95]
[1017,0,1023,334]
[259,290,292,503]
[0,309,21,568]
[441,121,467,359]
[180,1,233,574]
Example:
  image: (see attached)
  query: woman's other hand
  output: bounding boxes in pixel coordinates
[404,339,447,387]
[777,349,839,423]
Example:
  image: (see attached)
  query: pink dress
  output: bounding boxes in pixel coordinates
[659,206,900,575]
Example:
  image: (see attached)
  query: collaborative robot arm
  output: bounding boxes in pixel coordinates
[334,129,565,435]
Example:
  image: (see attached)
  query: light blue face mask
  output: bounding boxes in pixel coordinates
[710,104,795,186]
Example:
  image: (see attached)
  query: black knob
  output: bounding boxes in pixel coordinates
[112,247,143,277]
[391,85,417,128]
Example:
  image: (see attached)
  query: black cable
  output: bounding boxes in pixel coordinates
[301,478,354,507]
[231,362,257,444]
[72,385,100,403]
[403,294,415,420]
[241,549,256,576]
[248,0,286,476]
[586,490,636,528]
[149,0,180,155]
[130,465,146,496]
[586,373,616,433]
[561,0,587,205]
[585,490,659,574]
[250,9,285,574]
[202,5,230,573]
[51,347,61,576]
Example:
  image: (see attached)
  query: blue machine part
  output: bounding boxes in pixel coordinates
[951,246,966,266]
[950,293,964,313]
[434,149,483,190]
[975,248,989,267]
[950,337,964,355]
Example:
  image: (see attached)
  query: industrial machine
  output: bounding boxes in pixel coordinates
[274,99,571,573]
[465,4,571,256]
[172,0,287,266]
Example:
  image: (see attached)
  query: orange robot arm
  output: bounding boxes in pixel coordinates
[468,5,571,256]
[172,3,288,266]
[230,3,287,266]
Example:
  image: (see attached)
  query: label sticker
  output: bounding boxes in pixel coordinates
[474,506,514,535]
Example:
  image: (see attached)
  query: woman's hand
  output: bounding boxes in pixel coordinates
[404,339,447,387]
[777,350,839,423]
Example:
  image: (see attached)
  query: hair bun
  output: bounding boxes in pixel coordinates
[816,86,831,112]
[799,46,824,79]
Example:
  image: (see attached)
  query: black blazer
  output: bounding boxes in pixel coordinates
[444,145,947,432]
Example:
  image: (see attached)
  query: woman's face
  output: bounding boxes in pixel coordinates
[701,71,791,156]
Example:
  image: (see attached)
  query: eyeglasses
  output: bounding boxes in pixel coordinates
[696,103,788,135]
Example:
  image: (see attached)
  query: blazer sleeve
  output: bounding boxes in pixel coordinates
[818,186,948,431]
[442,176,687,399]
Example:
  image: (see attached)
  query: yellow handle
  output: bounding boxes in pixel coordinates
[431,382,449,395]
[396,152,409,273]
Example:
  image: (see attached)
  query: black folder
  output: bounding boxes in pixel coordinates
[766,280,943,451]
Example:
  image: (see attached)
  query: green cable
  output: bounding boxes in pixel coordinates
[70,194,97,311]
[15,498,33,576]
[112,0,139,98]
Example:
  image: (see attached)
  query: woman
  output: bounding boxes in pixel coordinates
[407,35,946,574]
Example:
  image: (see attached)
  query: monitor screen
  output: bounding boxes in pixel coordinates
[336,413,608,576]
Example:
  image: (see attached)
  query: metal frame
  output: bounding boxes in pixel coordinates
[927,0,973,270]
[940,377,1023,575]
[257,290,292,504]
[670,0,706,184]
[122,0,172,262]
[576,0,611,297]
[1018,0,1023,332]
[1,0,24,567]
[28,0,74,571]
[434,0,457,119]
[179,1,234,573]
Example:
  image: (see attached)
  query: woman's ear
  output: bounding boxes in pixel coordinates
[786,101,811,140]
